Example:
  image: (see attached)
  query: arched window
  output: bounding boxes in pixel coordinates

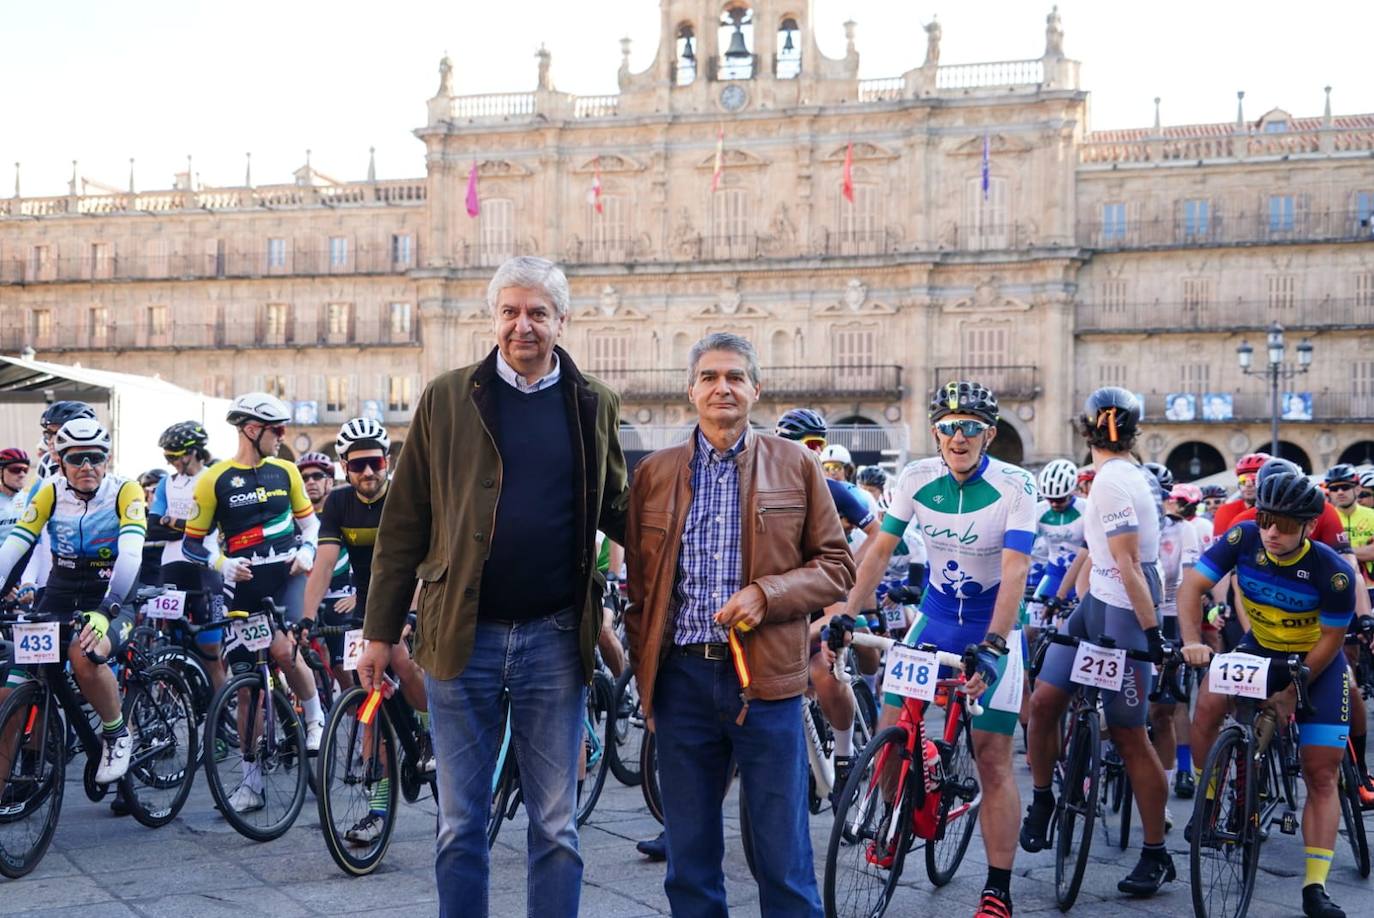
[675,24,697,86]
[717,4,755,81]
[776,17,801,79]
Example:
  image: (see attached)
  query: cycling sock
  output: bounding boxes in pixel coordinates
[833,725,854,758]
[417,711,430,731]
[983,865,1011,902]
[1193,764,1216,800]
[1164,767,1175,789]
[1177,744,1191,773]
[1032,784,1054,807]
[1354,730,1369,776]
[1143,840,1169,862]
[1304,846,1334,888]
[369,777,390,815]
[243,758,264,793]
[101,716,126,737]
[303,694,324,725]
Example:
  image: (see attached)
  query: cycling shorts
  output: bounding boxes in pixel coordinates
[1229,634,1350,748]
[222,559,305,622]
[1034,593,1154,728]
[34,581,136,661]
[882,609,1025,737]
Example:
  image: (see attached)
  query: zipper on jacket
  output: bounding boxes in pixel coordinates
[756,504,804,532]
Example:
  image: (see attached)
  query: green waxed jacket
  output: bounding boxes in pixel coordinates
[363,346,629,682]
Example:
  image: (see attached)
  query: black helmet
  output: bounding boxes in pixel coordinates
[1143,462,1174,491]
[929,380,999,425]
[40,400,96,430]
[1324,463,1359,487]
[158,420,209,453]
[1082,387,1141,444]
[774,408,827,441]
[139,468,167,488]
[1257,457,1301,484]
[856,466,888,488]
[1255,471,1325,521]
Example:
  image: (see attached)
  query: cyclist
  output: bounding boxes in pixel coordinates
[1022,387,1176,897]
[1149,483,1201,805]
[0,448,31,544]
[1358,470,1374,510]
[841,380,1035,918]
[1171,484,1215,552]
[0,418,145,784]
[1324,463,1374,801]
[150,421,226,691]
[856,465,889,510]
[1027,458,1086,627]
[1212,452,1270,535]
[1200,484,1229,521]
[1178,470,1353,918]
[296,450,356,681]
[1076,464,1095,497]
[820,444,858,485]
[137,469,172,588]
[183,392,325,813]
[776,409,880,553]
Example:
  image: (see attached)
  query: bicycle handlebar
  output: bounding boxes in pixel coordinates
[839,631,984,718]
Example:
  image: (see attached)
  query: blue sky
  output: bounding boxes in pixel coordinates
[3,0,1369,196]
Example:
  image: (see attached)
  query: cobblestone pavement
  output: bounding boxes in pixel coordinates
[5,730,1371,916]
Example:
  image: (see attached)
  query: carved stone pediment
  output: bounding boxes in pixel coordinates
[692,276,771,317]
[942,278,1032,312]
[695,148,769,170]
[475,159,532,178]
[821,141,898,163]
[572,154,645,174]
[575,285,647,320]
[816,278,898,315]
[949,133,1033,156]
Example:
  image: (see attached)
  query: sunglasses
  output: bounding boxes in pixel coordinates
[245,423,286,437]
[163,451,188,462]
[822,461,845,471]
[1236,474,1254,485]
[1255,511,1304,535]
[1328,483,1354,493]
[1360,491,1374,501]
[935,419,990,438]
[3,465,29,476]
[801,437,826,452]
[61,450,108,468]
[301,472,329,483]
[346,456,387,474]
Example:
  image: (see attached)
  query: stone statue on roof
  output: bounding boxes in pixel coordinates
[1045,6,1064,58]
[437,54,454,96]
[923,17,941,68]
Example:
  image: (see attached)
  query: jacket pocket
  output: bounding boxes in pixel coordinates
[755,488,806,535]
[637,509,671,555]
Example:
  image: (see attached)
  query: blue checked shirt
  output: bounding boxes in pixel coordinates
[671,428,746,645]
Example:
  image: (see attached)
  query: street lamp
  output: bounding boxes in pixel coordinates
[1236,322,1313,457]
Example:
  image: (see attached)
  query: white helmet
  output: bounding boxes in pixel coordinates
[820,444,852,465]
[1037,458,1078,500]
[336,417,390,457]
[226,392,291,427]
[53,418,111,455]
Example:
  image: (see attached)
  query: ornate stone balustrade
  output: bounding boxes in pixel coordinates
[936,59,1044,90]
[1080,117,1374,165]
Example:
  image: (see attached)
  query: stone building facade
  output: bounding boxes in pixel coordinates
[2,0,1372,473]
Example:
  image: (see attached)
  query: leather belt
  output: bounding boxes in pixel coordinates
[675,642,730,661]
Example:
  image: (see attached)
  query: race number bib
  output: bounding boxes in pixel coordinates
[1070,641,1126,692]
[13,622,61,664]
[168,498,197,521]
[342,629,366,672]
[883,603,906,629]
[145,589,186,620]
[883,644,938,702]
[1208,652,1271,699]
[232,615,273,652]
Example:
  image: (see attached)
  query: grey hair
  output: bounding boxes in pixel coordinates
[686,332,761,387]
[486,255,571,318]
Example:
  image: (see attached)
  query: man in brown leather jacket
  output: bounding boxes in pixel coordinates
[624,332,855,918]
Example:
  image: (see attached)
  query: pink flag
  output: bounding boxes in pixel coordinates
[710,126,724,192]
[842,141,854,203]
[587,157,603,214]
[465,161,480,217]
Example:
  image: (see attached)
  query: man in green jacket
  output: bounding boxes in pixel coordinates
[359,255,629,918]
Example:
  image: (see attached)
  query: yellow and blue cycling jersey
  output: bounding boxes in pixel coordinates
[1196,522,1355,652]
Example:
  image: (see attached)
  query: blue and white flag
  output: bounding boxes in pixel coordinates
[981,133,990,201]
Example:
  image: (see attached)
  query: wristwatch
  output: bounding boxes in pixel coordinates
[982,631,1009,655]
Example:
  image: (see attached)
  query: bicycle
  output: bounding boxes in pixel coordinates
[0,605,198,877]
[201,600,310,842]
[1189,653,1310,918]
[607,668,646,787]
[822,633,982,918]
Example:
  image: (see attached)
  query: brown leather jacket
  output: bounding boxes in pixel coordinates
[624,428,855,717]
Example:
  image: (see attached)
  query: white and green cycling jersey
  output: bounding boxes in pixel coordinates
[1031,495,1087,567]
[881,454,1037,624]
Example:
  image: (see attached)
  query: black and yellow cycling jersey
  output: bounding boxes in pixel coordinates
[318,482,386,607]
[184,458,314,560]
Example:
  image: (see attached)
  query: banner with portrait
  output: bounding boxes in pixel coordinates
[1201,392,1233,421]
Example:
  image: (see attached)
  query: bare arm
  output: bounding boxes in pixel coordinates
[1106,528,1158,629]
[1055,547,1088,601]
[302,542,342,624]
[843,530,902,619]
[990,549,1030,640]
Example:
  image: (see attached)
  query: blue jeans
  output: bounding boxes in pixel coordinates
[653,653,822,918]
[425,607,586,918]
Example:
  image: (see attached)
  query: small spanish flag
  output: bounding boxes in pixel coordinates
[359,688,384,725]
[727,626,751,690]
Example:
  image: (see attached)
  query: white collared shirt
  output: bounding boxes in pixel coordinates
[495,350,561,394]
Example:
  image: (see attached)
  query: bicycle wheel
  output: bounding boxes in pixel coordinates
[203,671,309,841]
[607,670,645,787]
[823,725,914,918]
[926,708,981,887]
[852,677,879,740]
[0,682,65,879]
[1189,726,1256,918]
[120,665,199,828]
[1339,756,1371,879]
[1054,711,1100,911]
[575,671,614,826]
[317,687,399,876]
[641,730,664,825]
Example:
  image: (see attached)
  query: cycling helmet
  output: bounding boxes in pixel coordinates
[335,417,390,457]
[1037,458,1078,500]
[1200,484,1228,500]
[820,444,852,466]
[40,400,96,430]
[226,392,291,427]
[0,447,30,468]
[1255,457,1301,484]
[158,420,209,453]
[1361,470,1374,490]
[1255,470,1325,521]
[36,454,59,480]
[53,418,111,455]
[1077,465,1096,484]
[1169,484,1203,506]
[1081,387,1141,443]
[1324,463,1359,487]
[1235,452,1270,477]
[296,451,334,473]
[856,466,888,489]
[1143,461,1174,491]
[929,380,999,425]
[139,468,167,488]
[774,408,827,441]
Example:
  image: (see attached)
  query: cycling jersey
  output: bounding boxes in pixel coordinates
[0,475,146,610]
[1157,515,1201,612]
[318,482,386,608]
[826,478,874,532]
[882,454,1037,624]
[1083,459,1161,609]
[1190,515,1215,553]
[1334,503,1374,585]
[185,457,315,562]
[1211,498,1250,537]
[1196,523,1356,652]
[1031,496,1087,567]
[0,490,22,544]
[150,468,220,566]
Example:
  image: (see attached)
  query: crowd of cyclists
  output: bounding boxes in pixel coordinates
[1,378,1373,918]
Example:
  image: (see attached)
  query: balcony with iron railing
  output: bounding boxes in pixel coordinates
[1075,297,1374,333]
[1075,391,1374,423]
[592,365,903,401]
[1078,209,1374,252]
[1,319,421,353]
[618,423,909,455]
[0,245,418,285]
[1079,118,1374,166]
[933,366,1039,400]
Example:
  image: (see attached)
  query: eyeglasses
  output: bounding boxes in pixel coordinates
[301,472,329,483]
[934,419,990,438]
[1255,511,1304,535]
[61,450,108,469]
[3,465,29,476]
[801,436,826,452]
[1328,483,1355,493]
[346,456,387,474]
